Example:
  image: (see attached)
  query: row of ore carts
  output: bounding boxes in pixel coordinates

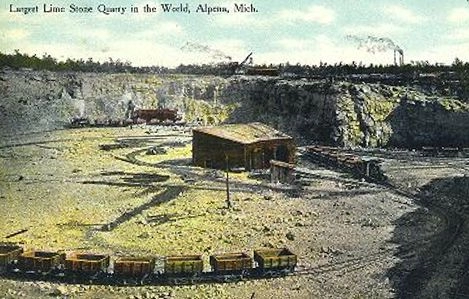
[69,108,184,128]
[0,245,297,285]
[305,146,387,182]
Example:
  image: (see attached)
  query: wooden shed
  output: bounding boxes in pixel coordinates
[192,122,295,170]
[270,160,296,184]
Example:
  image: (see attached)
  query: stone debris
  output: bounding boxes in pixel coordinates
[146,146,167,155]
[49,286,68,297]
[286,232,296,241]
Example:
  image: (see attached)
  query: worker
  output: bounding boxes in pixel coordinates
[125,100,137,129]
[125,100,136,120]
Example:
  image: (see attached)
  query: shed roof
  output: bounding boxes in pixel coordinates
[193,122,292,145]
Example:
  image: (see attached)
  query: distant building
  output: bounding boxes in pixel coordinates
[192,122,295,170]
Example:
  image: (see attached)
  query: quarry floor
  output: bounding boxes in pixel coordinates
[0,126,468,299]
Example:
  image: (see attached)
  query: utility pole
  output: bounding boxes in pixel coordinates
[225,154,232,209]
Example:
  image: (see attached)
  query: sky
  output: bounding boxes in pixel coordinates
[2,0,469,67]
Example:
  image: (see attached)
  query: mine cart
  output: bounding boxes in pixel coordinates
[19,251,65,273]
[0,245,23,268]
[134,108,181,124]
[113,256,155,277]
[164,255,203,276]
[65,253,110,274]
[342,157,364,174]
[209,252,252,273]
[253,248,297,272]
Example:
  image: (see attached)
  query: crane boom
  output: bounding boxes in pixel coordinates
[239,52,253,68]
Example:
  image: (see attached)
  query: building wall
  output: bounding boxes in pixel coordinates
[193,131,296,170]
[192,131,247,169]
[245,140,296,169]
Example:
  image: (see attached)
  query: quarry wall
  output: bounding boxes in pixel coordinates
[1,69,468,147]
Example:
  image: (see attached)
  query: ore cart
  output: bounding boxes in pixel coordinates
[164,255,203,284]
[253,248,297,276]
[209,252,252,282]
[0,245,23,272]
[113,256,155,284]
[65,253,110,279]
[18,251,65,274]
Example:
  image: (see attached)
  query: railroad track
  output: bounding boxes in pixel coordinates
[367,175,468,298]
[0,249,400,287]
[302,149,469,298]
[3,134,467,293]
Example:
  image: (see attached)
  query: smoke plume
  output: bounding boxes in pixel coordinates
[346,35,402,54]
[181,41,232,61]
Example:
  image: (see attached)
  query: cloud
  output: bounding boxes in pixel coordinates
[2,28,31,40]
[215,13,270,28]
[261,37,469,66]
[216,4,335,28]
[383,5,426,24]
[156,21,184,35]
[2,2,461,67]
[136,21,185,39]
[276,39,314,51]
[111,38,246,66]
[209,39,247,58]
[344,23,404,36]
[0,9,70,27]
[447,28,469,41]
[263,35,396,66]
[416,42,469,64]
[79,28,110,40]
[448,7,469,23]
[1,34,246,67]
[276,35,334,52]
[278,5,336,24]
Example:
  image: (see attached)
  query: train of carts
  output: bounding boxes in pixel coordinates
[0,245,297,285]
[69,108,185,128]
[304,145,387,182]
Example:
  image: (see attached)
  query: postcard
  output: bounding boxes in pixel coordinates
[1,1,469,298]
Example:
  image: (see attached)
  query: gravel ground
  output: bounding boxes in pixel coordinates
[379,155,469,298]
[3,126,464,299]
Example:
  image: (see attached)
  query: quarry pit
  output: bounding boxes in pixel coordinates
[1,71,469,298]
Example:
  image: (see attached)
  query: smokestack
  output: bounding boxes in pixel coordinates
[347,35,404,66]
[394,48,404,66]
[395,48,404,66]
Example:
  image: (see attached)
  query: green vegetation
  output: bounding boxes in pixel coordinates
[337,95,363,146]
[439,97,469,111]
[365,97,397,122]
[0,50,167,73]
[3,49,469,92]
[183,98,238,125]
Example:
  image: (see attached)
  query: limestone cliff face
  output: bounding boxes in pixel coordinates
[334,83,469,147]
[0,71,229,135]
[220,78,338,145]
[1,69,468,148]
[219,78,469,147]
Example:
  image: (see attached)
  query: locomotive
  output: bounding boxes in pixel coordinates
[0,244,297,285]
